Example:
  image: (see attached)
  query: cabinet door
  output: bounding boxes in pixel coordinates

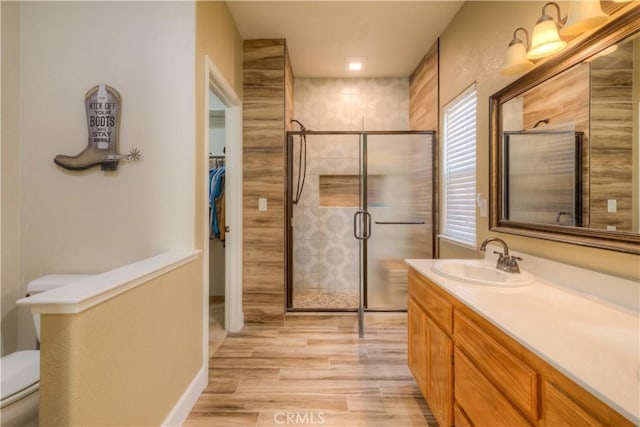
[455,350,532,427]
[426,315,453,427]
[542,381,601,427]
[454,405,474,427]
[408,297,428,397]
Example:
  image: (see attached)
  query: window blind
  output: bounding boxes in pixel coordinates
[442,84,477,247]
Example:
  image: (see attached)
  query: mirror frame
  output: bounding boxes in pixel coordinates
[489,5,640,255]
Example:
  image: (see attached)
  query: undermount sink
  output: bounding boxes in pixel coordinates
[432,259,534,287]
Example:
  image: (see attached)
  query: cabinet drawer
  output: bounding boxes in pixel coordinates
[454,311,539,422]
[455,350,533,427]
[408,270,453,334]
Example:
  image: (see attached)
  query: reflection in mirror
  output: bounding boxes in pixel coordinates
[497,30,639,232]
[503,129,583,227]
[589,32,638,233]
[490,6,640,254]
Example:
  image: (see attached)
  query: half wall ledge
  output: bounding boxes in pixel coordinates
[17,250,201,314]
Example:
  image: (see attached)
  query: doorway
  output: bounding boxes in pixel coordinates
[208,91,226,329]
[285,130,436,317]
[203,56,243,343]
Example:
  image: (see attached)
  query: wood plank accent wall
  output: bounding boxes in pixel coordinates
[285,47,295,131]
[522,63,590,133]
[589,41,634,231]
[410,41,439,131]
[242,39,292,325]
[409,41,438,258]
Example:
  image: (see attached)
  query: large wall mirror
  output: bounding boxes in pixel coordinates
[490,4,640,254]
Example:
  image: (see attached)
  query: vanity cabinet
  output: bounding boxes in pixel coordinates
[407,268,635,427]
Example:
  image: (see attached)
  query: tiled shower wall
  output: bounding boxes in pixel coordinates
[291,78,410,297]
[294,78,410,131]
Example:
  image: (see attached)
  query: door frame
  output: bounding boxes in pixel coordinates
[203,55,243,343]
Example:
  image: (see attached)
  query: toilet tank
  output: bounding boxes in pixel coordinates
[26,275,95,341]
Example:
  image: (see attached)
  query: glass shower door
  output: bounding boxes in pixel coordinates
[363,132,435,311]
[288,132,362,310]
[287,131,435,313]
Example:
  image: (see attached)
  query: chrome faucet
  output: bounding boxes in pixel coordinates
[479,237,522,273]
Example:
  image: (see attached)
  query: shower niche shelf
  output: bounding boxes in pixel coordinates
[319,174,384,207]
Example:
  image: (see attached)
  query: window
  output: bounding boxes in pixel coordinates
[442,84,477,247]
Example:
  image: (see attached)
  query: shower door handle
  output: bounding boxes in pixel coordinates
[374,220,425,225]
[353,211,364,240]
[363,211,371,239]
[353,211,372,240]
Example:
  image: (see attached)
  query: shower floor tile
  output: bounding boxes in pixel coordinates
[293,291,359,309]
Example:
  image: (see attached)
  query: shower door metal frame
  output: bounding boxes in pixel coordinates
[285,130,438,316]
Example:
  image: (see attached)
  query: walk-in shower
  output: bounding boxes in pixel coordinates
[285,130,436,322]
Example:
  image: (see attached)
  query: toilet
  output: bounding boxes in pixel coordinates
[0,274,95,427]
[0,350,40,427]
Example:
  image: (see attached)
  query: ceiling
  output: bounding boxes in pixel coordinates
[226,1,465,78]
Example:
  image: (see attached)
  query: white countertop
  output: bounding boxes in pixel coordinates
[405,257,640,425]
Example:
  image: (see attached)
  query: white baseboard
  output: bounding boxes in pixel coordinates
[162,367,207,426]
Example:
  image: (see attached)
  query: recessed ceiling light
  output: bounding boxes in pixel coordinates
[346,57,366,72]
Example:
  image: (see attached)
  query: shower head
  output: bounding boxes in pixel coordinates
[290,119,308,132]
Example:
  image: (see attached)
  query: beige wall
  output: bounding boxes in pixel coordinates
[2,1,248,423]
[16,1,197,349]
[9,2,205,425]
[40,260,201,426]
[1,1,21,355]
[438,1,640,280]
[195,0,243,256]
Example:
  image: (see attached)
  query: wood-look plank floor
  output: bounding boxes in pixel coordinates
[185,313,437,427]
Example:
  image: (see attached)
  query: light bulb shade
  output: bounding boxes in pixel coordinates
[527,19,568,59]
[501,41,534,76]
[560,1,609,36]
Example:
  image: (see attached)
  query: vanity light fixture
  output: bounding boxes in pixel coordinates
[527,2,567,60]
[501,27,535,76]
[561,0,609,36]
[502,1,616,75]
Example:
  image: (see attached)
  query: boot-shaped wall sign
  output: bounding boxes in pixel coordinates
[54,84,141,171]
